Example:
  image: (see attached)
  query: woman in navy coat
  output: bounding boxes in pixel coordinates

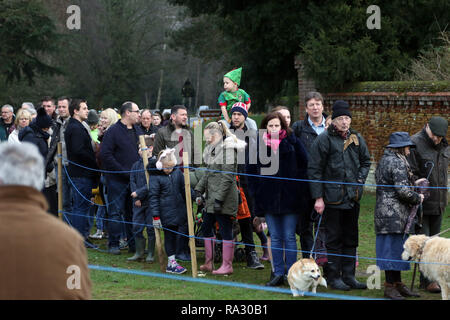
[247,112,309,286]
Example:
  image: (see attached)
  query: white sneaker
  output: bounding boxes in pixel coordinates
[89,230,103,239]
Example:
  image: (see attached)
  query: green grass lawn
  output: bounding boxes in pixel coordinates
[87,192,449,300]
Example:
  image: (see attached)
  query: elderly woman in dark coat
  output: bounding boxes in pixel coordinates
[375,132,424,300]
[248,112,309,287]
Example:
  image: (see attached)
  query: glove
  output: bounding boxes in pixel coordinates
[214,199,223,214]
[153,217,162,229]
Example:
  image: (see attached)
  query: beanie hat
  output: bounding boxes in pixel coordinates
[331,100,352,120]
[35,107,53,129]
[87,109,99,125]
[230,102,248,119]
[428,116,448,137]
[224,67,242,86]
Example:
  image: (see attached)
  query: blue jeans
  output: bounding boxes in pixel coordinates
[106,178,134,249]
[265,213,299,276]
[95,206,106,231]
[71,177,95,239]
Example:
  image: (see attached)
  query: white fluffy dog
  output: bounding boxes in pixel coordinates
[402,234,450,300]
[287,258,327,297]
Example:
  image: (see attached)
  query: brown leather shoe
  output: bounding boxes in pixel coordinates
[426,282,441,293]
[384,282,405,300]
[394,282,420,297]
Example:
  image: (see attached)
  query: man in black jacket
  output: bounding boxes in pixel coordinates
[308,100,371,291]
[100,101,143,255]
[291,92,328,259]
[65,99,99,247]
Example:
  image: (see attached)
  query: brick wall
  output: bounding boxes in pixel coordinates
[294,57,449,191]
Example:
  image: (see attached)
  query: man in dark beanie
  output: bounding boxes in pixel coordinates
[308,100,371,291]
[408,116,449,293]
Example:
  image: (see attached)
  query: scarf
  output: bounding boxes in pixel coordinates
[263,129,287,153]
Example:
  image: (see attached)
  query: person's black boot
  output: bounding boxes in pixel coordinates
[327,254,350,291]
[265,274,284,287]
[342,247,367,289]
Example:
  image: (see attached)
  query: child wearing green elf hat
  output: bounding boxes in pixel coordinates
[218,67,251,123]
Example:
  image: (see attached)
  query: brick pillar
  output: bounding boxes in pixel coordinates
[294,56,317,121]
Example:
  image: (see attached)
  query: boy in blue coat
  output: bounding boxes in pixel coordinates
[128,139,155,262]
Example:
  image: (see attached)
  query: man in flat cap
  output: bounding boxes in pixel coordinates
[408,116,449,294]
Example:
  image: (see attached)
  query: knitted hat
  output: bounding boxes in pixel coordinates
[331,100,352,119]
[230,102,248,119]
[35,107,53,129]
[224,67,242,86]
[428,116,448,137]
[87,109,99,125]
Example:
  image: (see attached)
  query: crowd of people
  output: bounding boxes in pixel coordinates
[0,89,448,300]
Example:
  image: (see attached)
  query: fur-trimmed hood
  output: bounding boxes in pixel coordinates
[223,135,247,150]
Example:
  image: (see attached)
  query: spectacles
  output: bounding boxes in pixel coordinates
[130,110,140,113]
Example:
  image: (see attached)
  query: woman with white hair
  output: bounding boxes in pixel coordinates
[8,109,32,144]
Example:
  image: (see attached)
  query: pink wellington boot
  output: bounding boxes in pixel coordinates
[200,237,215,272]
[212,240,234,275]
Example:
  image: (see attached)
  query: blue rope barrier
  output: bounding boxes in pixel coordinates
[61,156,449,190]
[87,264,385,300]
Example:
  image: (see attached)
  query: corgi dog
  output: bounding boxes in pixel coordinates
[287,258,327,297]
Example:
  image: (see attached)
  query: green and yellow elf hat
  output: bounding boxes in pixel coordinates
[224,67,242,86]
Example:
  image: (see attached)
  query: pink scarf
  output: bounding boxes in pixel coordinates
[263,129,287,152]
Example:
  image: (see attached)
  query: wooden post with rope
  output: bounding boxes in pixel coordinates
[57,142,63,220]
[183,152,198,278]
[139,135,166,272]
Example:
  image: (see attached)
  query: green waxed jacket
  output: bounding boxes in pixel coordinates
[194,136,246,217]
[308,124,371,208]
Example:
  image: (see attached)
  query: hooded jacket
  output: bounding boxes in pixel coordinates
[149,167,188,227]
[195,136,246,216]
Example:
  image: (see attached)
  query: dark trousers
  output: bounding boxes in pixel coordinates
[43,184,58,217]
[176,221,190,255]
[324,203,360,254]
[131,205,155,241]
[164,225,178,257]
[201,212,233,240]
[296,199,315,258]
[238,217,256,253]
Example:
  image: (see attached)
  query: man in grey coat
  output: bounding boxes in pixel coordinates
[408,116,449,293]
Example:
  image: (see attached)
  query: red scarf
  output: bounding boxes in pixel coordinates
[263,129,287,152]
